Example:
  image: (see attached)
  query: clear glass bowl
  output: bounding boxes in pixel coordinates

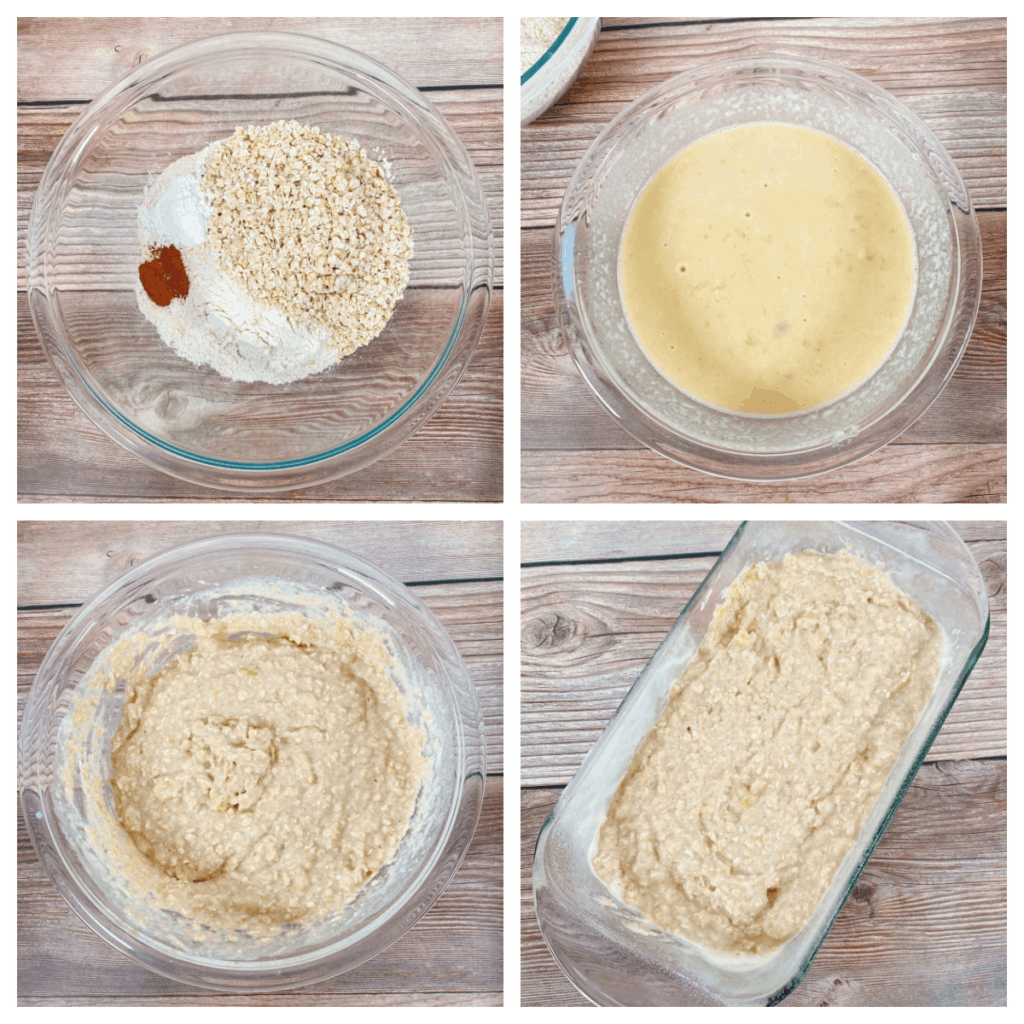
[554,54,983,480]
[533,521,989,1005]
[521,18,601,126]
[19,534,486,991]
[27,32,494,493]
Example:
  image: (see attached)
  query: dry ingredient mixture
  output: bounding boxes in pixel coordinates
[593,551,941,956]
[136,121,413,384]
[521,17,569,74]
[87,607,426,933]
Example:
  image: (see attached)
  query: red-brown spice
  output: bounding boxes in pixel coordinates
[139,245,189,306]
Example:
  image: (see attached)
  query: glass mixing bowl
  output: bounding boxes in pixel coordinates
[26,32,494,493]
[19,535,486,991]
[554,54,983,480]
[521,18,601,126]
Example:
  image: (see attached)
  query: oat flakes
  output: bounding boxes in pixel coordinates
[201,120,413,360]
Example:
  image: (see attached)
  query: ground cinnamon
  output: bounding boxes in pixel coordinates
[139,245,189,306]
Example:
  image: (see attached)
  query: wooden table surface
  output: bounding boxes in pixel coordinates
[520,521,1006,1006]
[17,521,503,1006]
[17,18,502,502]
[521,18,1006,503]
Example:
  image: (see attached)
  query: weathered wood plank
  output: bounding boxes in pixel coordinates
[19,993,503,1007]
[18,291,502,503]
[523,17,1006,222]
[16,18,502,100]
[521,519,1005,564]
[17,521,502,606]
[19,778,502,1003]
[522,521,742,564]
[521,759,1006,1006]
[521,442,1007,504]
[22,991,501,1007]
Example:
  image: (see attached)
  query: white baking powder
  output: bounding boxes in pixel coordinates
[140,168,209,248]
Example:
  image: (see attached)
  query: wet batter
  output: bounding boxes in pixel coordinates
[593,551,941,955]
[103,608,427,933]
[619,124,915,413]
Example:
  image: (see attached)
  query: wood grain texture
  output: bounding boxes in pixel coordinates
[17,520,503,605]
[520,521,1006,1006]
[522,442,1007,504]
[521,17,1006,503]
[17,17,502,502]
[19,292,502,503]
[521,519,1005,565]
[18,521,502,1005]
[17,18,501,98]
[522,520,742,563]
[19,994,503,1007]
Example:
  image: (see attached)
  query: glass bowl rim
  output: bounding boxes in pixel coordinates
[521,18,601,127]
[521,17,579,86]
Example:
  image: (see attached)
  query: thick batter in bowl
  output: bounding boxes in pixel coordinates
[19,535,485,991]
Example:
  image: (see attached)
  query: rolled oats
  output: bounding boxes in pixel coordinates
[201,120,413,360]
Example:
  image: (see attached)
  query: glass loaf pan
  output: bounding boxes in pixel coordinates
[532,521,990,1006]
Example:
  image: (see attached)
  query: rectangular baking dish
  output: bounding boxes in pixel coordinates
[532,521,990,1005]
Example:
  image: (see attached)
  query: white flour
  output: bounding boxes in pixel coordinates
[136,147,339,384]
[140,245,339,385]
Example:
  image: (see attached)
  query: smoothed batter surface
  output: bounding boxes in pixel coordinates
[105,609,426,933]
[593,551,940,956]
[619,124,916,413]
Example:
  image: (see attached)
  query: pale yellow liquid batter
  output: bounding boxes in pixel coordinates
[619,124,915,413]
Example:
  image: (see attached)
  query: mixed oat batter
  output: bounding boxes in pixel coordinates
[593,551,941,955]
[103,608,426,932]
